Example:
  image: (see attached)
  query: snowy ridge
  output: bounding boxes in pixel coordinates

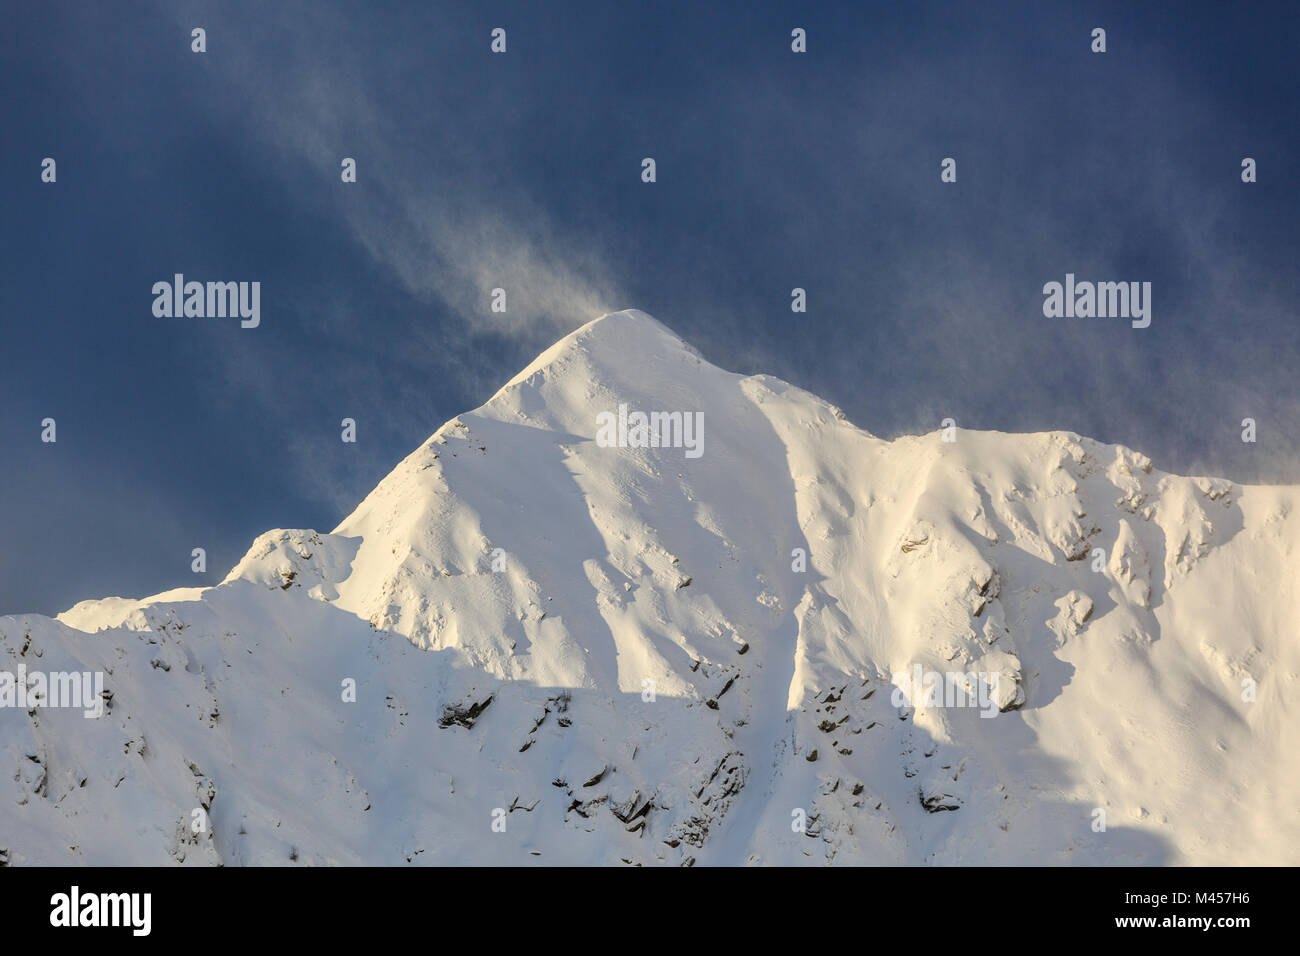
[3,309,1297,865]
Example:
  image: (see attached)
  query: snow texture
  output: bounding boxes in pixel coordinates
[3,310,1296,865]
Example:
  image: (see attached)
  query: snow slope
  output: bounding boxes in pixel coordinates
[3,309,1297,865]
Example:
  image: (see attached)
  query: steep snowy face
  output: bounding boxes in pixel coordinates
[329,310,819,699]
[3,309,1297,866]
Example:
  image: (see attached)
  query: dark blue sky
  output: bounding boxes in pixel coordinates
[3,0,1298,615]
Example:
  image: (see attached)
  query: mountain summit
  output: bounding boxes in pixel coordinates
[4,310,1297,865]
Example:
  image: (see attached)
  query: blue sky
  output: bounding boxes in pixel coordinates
[3,0,1298,614]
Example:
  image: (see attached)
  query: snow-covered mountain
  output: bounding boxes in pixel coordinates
[3,309,1297,865]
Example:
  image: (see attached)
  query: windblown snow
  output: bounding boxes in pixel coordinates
[3,310,1297,865]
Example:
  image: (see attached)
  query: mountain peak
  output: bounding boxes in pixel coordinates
[10,310,1297,866]
[499,308,700,393]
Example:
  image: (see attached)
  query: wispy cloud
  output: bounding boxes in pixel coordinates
[148,0,625,507]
